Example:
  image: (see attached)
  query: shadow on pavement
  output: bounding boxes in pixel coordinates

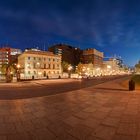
[95,87,128,91]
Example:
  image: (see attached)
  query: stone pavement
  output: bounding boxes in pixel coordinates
[0,77,140,140]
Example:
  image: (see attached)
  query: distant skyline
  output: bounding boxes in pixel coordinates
[0,0,140,66]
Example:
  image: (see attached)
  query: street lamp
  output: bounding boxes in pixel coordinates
[68,65,72,78]
[107,65,111,69]
[17,64,21,81]
[107,65,112,75]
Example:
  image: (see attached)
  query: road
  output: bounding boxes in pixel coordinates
[0,75,130,100]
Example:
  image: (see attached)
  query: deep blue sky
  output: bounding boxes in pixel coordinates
[0,0,140,66]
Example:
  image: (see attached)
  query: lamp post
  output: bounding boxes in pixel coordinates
[68,65,72,78]
[17,64,20,81]
[107,65,111,75]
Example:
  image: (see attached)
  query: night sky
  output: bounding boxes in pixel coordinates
[0,0,140,66]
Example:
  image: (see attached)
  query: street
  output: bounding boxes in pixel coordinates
[0,75,130,100]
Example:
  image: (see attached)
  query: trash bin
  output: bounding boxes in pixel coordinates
[129,80,135,91]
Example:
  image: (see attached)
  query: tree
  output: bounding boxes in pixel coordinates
[135,61,140,73]
[61,61,70,72]
[76,63,84,75]
[0,64,16,82]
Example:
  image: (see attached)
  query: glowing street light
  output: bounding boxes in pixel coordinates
[16,64,21,81]
[68,66,72,71]
[107,65,111,69]
[17,64,20,69]
[68,65,73,78]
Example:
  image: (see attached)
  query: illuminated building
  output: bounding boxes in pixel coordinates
[18,50,62,78]
[0,46,22,67]
[82,48,104,67]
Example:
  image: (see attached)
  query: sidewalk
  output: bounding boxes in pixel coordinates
[0,77,140,140]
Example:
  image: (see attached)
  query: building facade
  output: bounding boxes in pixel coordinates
[48,44,82,66]
[103,57,124,75]
[0,46,22,67]
[82,48,104,67]
[18,50,62,78]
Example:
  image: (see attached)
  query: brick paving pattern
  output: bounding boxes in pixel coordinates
[0,78,139,140]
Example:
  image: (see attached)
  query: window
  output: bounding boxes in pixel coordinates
[44,64,46,69]
[27,63,30,68]
[33,63,36,68]
[48,64,51,69]
[28,57,30,60]
[53,58,55,62]
[53,64,55,69]
[34,57,36,60]
[48,58,51,61]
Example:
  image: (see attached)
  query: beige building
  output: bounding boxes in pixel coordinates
[103,58,120,75]
[18,50,62,78]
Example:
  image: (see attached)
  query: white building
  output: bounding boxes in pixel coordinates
[103,58,121,75]
[18,50,62,79]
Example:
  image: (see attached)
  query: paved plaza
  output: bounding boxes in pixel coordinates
[0,76,139,140]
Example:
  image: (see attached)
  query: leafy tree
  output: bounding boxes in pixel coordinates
[135,61,140,72]
[76,63,84,74]
[0,63,16,82]
[61,61,70,72]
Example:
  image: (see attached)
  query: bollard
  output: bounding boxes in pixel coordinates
[129,80,135,91]
[46,75,49,79]
[32,76,34,80]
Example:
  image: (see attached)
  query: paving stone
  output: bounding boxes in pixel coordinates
[30,128,57,140]
[56,133,77,140]
[101,117,120,127]
[7,133,32,140]
[67,124,93,140]
[83,118,101,129]
[0,136,7,140]
[92,125,116,140]
[113,134,136,140]
[64,116,83,127]
[117,123,137,136]
[0,77,138,140]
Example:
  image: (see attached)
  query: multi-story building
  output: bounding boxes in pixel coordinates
[18,50,62,78]
[48,44,82,66]
[0,46,22,67]
[103,57,124,75]
[82,48,104,67]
